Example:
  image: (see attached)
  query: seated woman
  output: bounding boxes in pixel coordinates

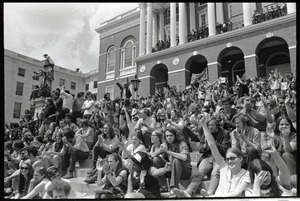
[21,167,49,199]
[174,115,251,198]
[85,124,119,183]
[124,151,171,198]
[33,136,46,156]
[246,127,293,196]
[149,130,167,192]
[42,131,64,170]
[274,116,297,176]
[121,130,146,170]
[76,119,94,150]
[94,153,128,199]
[12,162,34,199]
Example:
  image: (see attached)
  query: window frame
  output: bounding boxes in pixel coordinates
[59,78,65,87]
[106,46,116,73]
[85,83,89,91]
[71,81,76,90]
[16,82,24,96]
[18,67,25,77]
[13,102,22,119]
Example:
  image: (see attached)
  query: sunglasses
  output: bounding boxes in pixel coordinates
[21,167,29,170]
[225,156,238,162]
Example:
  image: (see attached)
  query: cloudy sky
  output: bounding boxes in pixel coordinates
[4,3,139,73]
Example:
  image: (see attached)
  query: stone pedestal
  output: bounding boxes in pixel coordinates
[32,97,48,120]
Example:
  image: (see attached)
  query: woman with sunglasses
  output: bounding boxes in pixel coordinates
[12,162,34,199]
[175,115,250,197]
[21,167,49,199]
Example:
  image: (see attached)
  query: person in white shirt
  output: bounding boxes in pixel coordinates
[60,86,74,117]
[82,91,95,120]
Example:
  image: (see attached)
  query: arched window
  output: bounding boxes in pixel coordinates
[232,60,245,82]
[121,40,136,69]
[106,46,116,73]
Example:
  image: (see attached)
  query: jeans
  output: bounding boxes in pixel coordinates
[181,126,200,144]
[153,156,191,189]
[62,148,89,172]
[187,156,220,195]
[69,149,89,172]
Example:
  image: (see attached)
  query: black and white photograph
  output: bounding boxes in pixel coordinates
[3,2,298,200]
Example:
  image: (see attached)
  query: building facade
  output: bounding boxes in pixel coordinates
[4,49,98,124]
[96,2,296,97]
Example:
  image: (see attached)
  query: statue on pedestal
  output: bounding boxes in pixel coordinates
[31,54,55,99]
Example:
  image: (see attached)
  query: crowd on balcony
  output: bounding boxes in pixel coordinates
[252,4,287,24]
[4,67,297,198]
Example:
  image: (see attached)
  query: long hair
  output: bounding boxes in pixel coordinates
[108,152,123,173]
[103,123,115,139]
[274,115,296,135]
[248,159,282,196]
[18,162,34,195]
[132,130,146,146]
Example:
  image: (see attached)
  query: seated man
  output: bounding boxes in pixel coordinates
[61,130,90,179]
[153,128,192,195]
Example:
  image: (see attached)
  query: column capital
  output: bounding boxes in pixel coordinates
[147,3,153,7]
[139,3,146,10]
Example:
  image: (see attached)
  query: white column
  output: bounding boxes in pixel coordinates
[159,8,164,41]
[243,3,253,27]
[139,3,146,56]
[152,11,158,47]
[146,3,153,54]
[170,3,177,47]
[287,3,296,14]
[207,3,216,36]
[189,3,196,32]
[179,3,188,45]
[216,3,224,23]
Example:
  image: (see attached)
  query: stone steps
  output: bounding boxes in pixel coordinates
[70,149,206,198]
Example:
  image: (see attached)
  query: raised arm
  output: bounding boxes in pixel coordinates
[263,129,291,188]
[198,115,224,166]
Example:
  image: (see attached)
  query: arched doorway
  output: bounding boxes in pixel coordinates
[185,55,208,88]
[256,37,290,78]
[218,47,245,86]
[150,64,168,95]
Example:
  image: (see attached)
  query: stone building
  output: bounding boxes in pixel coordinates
[96,2,296,97]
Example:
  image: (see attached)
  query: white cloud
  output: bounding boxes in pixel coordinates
[4,3,138,73]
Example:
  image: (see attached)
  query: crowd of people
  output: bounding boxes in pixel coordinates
[252,3,287,24]
[4,68,297,198]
